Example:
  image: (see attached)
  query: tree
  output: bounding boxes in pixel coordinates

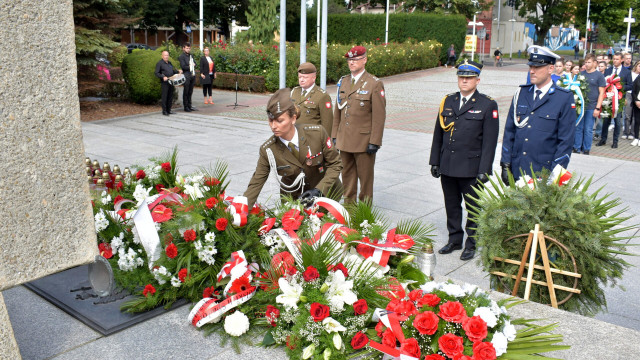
[573,0,635,37]
[511,0,575,45]
[401,0,492,19]
[246,0,278,43]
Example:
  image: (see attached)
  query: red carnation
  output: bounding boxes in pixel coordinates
[438,301,467,323]
[216,218,228,231]
[202,286,215,298]
[302,266,320,282]
[183,229,196,242]
[424,355,445,360]
[113,195,124,204]
[155,183,164,192]
[205,197,218,209]
[472,341,497,360]
[98,243,113,259]
[463,315,488,343]
[178,268,189,282]
[351,331,369,350]
[353,299,368,316]
[438,333,465,358]
[265,305,280,326]
[165,243,178,259]
[250,204,263,215]
[418,293,441,307]
[281,209,304,231]
[151,204,173,223]
[400,338,421,359]
[381,329,397,348]
[331,263,349,278]
[310,302,330,322]
[413,310,439,335]
[143,284,156,297]
[204,177,220,186]
[287,266,297,276]
[136,169,146,180]
[161,162,171,172]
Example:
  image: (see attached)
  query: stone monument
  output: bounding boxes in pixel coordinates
[0,0,98,358]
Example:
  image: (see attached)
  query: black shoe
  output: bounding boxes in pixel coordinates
[596,141,606,146]
[189,106,198,111]
[438,243,462,254]
[169,110,176,114]
[184,107,192,112]
[460,248,475,261]
[162,112,169,116]
[593,136,601,142]
[583,150,589,155]
[572,149,580,153]
[612,142,618,148]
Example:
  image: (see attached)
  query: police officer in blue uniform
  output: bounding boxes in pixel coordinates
[430,60,499,261]
[501,46,577,183]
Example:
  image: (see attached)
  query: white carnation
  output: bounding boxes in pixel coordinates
[224,311,250,336]
[502,320,517,341]
[491,332,508,356]
[420,281,441,294]
[100,191,111,205]
[441,283,466,297]
[473,306,498,327]
[133,184,151,202]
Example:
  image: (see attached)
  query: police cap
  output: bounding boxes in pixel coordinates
[527,45,560,66]
[456,59,483,77]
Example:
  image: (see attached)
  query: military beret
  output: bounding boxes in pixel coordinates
[345,45,367,58]
[527,45,560,66]
[298,62,317,74]
[267,88,295,119]
[456,59,483,77]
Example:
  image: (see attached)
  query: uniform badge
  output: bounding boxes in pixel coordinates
[492,110,498,119]
[360,101,365,107]
[571,103,576,109]
[318,166,324,173]
[326,137,332,149]
[325,102,331,108]
[380,90,385,97]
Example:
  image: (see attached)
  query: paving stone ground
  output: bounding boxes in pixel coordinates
[3,63,639,359]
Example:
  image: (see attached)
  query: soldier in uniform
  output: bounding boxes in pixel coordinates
[244,88,343,208]
[332,45,386,203]
[501,45,577,182]
[290,62,333,132]
[429,60,499,261]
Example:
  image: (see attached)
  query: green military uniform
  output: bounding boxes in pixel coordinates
[290,85,333,132]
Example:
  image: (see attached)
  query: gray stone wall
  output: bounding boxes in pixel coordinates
[0,293,20,359]
[0,0,97,288]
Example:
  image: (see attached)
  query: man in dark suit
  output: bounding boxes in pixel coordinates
[598,52,632,148]
[429,60,499,261]
[178,43,197,112]
[154,51,181,116]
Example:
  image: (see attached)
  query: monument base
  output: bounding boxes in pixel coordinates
[0,292,21,360]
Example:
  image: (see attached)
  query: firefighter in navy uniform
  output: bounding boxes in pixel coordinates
[501,45,576,183]
[429,60,499,261]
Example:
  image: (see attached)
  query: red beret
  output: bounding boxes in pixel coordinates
[345,46,367,58]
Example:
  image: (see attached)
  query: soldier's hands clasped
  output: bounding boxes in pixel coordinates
[430,165,441,178]
[500,163,511,184]
[366,144,379,154]
[300,188,322,207]
[477,173,489,184]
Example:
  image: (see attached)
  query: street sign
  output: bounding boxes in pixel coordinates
[465,35,477,52]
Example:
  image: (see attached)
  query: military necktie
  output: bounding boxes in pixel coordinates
[351,77,356,86]
[301,89,307,98]
[534,90,542,103]
[287,142,299,159]
[460,97,467,109]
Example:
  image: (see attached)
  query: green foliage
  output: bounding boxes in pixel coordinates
[121,50,180,104]
[400,0,492,19]
[512,0,575,46]
[469,172,636,316]
[75,28,121,66]
[108,45,128,67]
[246,0,278,44]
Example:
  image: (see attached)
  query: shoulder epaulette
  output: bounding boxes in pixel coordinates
[290,87,300,96]
[555,86,571,93]
[303,125,321,131]
[519,83,534,88]
[317,87,327,93]
[372,75,380,81]
[261,137,276,149]
[479,93,494,101]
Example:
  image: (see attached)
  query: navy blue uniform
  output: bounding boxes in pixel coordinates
[501,83,576,178]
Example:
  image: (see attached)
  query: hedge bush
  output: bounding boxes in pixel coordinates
[122,50,180,104]
[108,45,128,67]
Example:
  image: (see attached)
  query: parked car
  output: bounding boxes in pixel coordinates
[126,43,152,53]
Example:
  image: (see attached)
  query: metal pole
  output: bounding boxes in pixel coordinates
[584,0,590,59]
[199,0,203,50]
[497,0,501,33]
[471,14,477,60]
[280,0,286,89]
[385,0,389,44]
[320,0,328,90]
[509,8,514,60]
[317,0,321,44]
[300,0,307,63]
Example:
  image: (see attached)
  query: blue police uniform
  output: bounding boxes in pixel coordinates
[501,83,576,178]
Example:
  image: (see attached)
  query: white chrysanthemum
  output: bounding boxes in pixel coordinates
[474,306,498,327]
[204,232,216,242]
[194,240,217,265]
[441,283,466,298]
[152,266,170,285]
[171,276,181,287]
[276,278,303,310]
[492,332,508,356]
[224,311,250,336]
[502,320,517,341]
[117,247,144,271]
[325,271,357,311]
[420,281,441,294]
[133,184,151,202]
[94,210,109,232]
[100,191,112,205]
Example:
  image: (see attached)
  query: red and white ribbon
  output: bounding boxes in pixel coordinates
[225,196,248,227]
[270,228,302,264]
[188,287,257,328]
[313,197,349,225]
[354,229,414,267]
[368,309,419,360]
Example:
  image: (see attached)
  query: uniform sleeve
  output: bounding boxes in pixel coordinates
[552,92,577,169]
[479,100,500,175]
[319,92,334,134]
[243,147,271,208]
[428,99,445,166]
[314,128,343,195]
[370,80,386,146]
[501,97,517,164]
[331,86,342,139]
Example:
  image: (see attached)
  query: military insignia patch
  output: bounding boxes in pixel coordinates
[325,102,331,108]
[380,90,385,97]
[493,110,498,119]
[326,137,332,148]
[571,103,576,108]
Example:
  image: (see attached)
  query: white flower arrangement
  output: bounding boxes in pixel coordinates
[276,278,303,310]
[116,247,144,271]
[224,311,250,336]
[94,209,109,232]
[324,271,357,312]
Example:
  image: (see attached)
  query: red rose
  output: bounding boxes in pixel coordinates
[136,169,146,180]
[386,299,416,321]
[418,293,441,308]
[400,338,421,359]
[375,321,386,337]
[183,229,196,242]
[408,289,423,302]
[381,329,396,348]
[413,310,439,335]
[463,315,488,343]
[205,197,218,209]
[302,266,320,282]
[331,263,349,278]
[165,243,178,259]
[438,333,465,358]
[351,331,369,350]
[353,299,368,315]
[178,268,189,282]
[151,204,173,223]
[204,177,220,186]
[216,218,228,231]
[281,209,304,231]
[143,284,156,297]
[98,243,113,259]
[424,355,445,360]
[287,266,297,275]
[202,286,215,298]
[472,342,497,360]
[438,301,467,323]
[161,162,171,172]
[155,183,165,192]
[453,354,472,360]
[309,302,330,322]
[265,305,280,326]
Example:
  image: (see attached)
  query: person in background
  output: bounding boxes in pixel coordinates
[574,43,580,60]
[598,52,632,149]
[290,62,333,132]
[154,50,181,116]
[575,53,605,154]
[178,43,197,112]
[571,65,581,78]
[446,44,457,68]
[564,60,574,76]
[623,61,640,141]
[199,47,216,105]
[598,61,607,74]
[494,47,503,67]
[551,58,565,84]
[623,52,633,70]
[631,67,640,146]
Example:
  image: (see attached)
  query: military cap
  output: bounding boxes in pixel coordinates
[456,59,483,77]
[345,45,367,58]
[267,88,295,119]
[527,45,560,66]
[298,62,317,74]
